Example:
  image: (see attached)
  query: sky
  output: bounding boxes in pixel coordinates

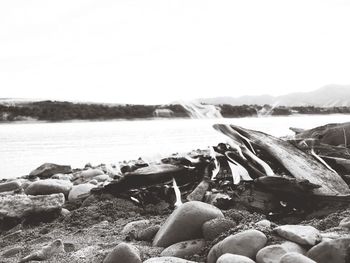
[1,0,350,104]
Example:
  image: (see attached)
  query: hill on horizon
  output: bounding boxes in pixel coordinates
[198,85,350,107]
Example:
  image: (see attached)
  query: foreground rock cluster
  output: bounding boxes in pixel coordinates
[1,122,350,262]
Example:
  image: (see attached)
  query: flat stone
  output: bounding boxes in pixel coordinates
[30,163,71,179]
[25,179,72,196]
[207,229,267,263]
[217,253,255,263]
[153,201,224,247]
[280,252,317,263]
[0,193,65,218]
[256,245,288,263]
[307,237,350,263]
[274,225,322,246]
[202,218,236,240]
[103,242,141,263]
[160,239,206,258]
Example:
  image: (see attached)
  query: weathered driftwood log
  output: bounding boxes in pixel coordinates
[94,163,206,196]
[214,124,350,196]
[254,176,321,194]
[231,182,350,217]
[292,122,350,147]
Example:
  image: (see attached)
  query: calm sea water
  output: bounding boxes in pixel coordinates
[1,114,349,179]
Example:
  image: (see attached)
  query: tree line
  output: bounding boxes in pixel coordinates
[1,100,350,122]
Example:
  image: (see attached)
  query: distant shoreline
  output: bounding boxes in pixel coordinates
[1,100,350,123]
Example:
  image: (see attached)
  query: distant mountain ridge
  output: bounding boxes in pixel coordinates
[198,85,350,107]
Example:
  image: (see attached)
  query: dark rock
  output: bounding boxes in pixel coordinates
[29,163,71,179]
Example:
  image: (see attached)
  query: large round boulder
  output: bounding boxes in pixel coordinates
[307,237,350,263]
[103,242,141,263]
[207,229,267,263]
[24,179,72,196]
[152,201,224,247]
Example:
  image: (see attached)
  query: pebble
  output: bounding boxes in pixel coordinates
[153,201,224,247]
[143,257,197,263]
[207,229,267,263]
[274,225,322,246]
[202,218,236,240]
[217,253,255,263]
[338,217,350,229]
[103,242,141,263]
[256,244,288,263]
[255,219,272,228]
[122,219,150,235]
[60,208,71,217]
[160,239,206,258]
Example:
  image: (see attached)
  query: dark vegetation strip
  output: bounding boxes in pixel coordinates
[1,100,350,122]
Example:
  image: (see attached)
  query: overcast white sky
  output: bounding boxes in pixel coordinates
[1,0,350,104]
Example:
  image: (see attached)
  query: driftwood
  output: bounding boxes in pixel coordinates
[214,124,350,196]
[93,162,208,197]
[293,122,350,147]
